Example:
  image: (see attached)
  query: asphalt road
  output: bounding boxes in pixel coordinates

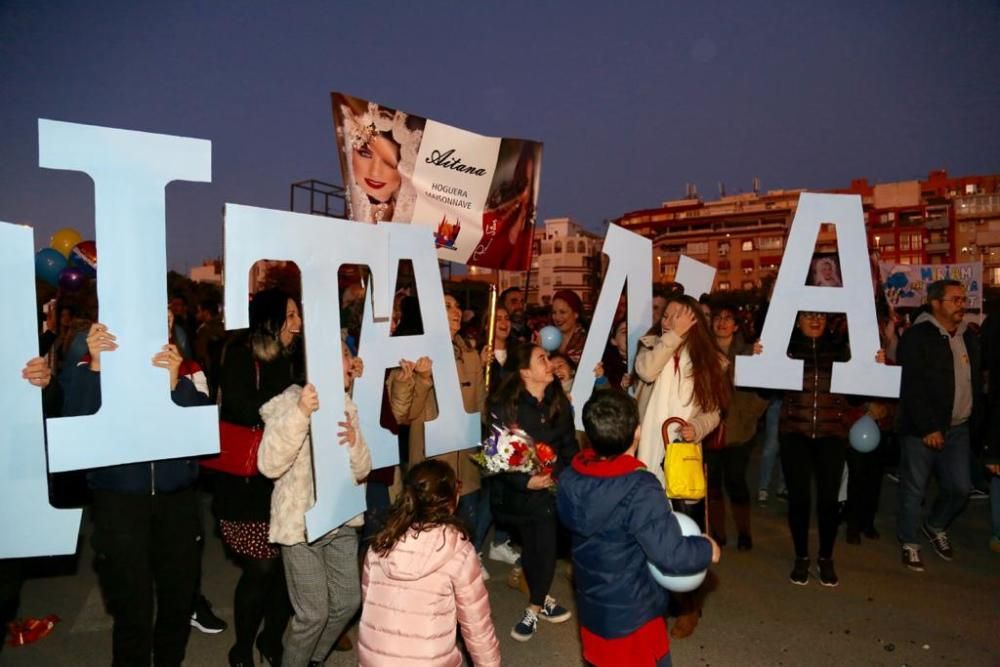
[2,473,997,666]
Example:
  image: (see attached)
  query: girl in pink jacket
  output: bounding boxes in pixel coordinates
[359,460,501,666]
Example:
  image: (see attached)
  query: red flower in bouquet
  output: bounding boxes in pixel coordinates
[535,442,557,474]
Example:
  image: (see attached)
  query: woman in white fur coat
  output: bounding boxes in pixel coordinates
[257,341,372,667]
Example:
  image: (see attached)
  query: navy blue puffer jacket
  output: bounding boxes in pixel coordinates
[557,451,712,639]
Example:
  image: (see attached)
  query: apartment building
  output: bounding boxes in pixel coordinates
[618,170,1000,292]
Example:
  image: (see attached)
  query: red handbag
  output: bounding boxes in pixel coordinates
[200,421,263,476]
[200,356,263,476]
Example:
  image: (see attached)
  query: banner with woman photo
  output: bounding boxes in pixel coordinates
[331,92,542,271]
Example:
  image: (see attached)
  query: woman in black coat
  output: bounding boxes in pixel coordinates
[214,289,302,666]
[488,343,577,642]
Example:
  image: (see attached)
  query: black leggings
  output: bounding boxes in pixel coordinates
[845,444,883,532]
[780,433,846,559]
[232,555,291,656]
[705,443,752,505]
[510,514,558,608]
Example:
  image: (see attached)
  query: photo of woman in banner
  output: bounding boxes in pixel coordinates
[335,95,425,223]
[808,255,842,287]
[470,140,541,270]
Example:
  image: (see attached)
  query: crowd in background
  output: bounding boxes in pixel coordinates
[2,270,999,667]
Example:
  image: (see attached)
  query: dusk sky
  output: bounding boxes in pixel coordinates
[2,1,998,272]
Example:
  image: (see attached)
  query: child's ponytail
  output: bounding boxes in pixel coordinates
[369,459,469,557]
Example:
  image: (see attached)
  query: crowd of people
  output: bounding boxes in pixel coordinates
[2,275,998,667]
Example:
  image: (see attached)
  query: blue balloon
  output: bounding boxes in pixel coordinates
[539,325,562,352]
[647,512,707,592]
[849,415,881,453]
[35,248,67,286]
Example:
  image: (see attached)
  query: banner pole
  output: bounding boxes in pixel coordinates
[484,277,499,389]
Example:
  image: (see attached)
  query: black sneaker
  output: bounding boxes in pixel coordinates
[816,558,838,587]
[789,557,809,585]
[190,595,227,634]
[510,608,538,642]
[901,544,925,572]
[538,595,571,623]
[922,523,954,560]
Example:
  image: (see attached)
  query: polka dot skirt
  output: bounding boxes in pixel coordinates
[219,520,279,560]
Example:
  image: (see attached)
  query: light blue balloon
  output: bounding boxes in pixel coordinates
[35,247,67,286]
[539,325,562,352]
[849,414,881,453]
[647,512,707,592]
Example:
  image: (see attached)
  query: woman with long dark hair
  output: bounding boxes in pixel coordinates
[489,343,577,642]
[214,289,301,666]
[707,303,767,551]
[634,293,729,639]
[635,294,729,486]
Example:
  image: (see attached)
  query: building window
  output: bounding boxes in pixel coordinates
[900,232,923,251]
[718,242,730,257]
[742,281,754,290]
[686,241,708,255]
[742,266,754,276]
[554,241,562,253]
[965,183,977,195]
[759,236,783,250]
[741,239,754,252]
[578,240,587,253]
[542,276,551,286]
[719,281,731,291]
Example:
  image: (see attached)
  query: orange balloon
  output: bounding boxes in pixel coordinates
[50,228,83,258]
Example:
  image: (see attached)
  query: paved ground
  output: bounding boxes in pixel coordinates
[2,471,997,666]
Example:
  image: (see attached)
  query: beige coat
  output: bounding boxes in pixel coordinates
[386,338,485,496]
[634,332,719,440]
[257,387,372,545]
[634,331,720,487]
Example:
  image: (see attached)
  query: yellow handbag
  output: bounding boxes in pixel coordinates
[661,417,706,500]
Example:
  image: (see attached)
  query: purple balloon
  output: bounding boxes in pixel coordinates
[57,267,87,292]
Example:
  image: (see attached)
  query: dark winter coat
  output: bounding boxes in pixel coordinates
[61,363,212,494]
[557,451,713,639]
[896,318,982,439]
[488,382,577,522]
[779,333,853,439]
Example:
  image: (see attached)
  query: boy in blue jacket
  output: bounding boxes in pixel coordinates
[557,390,720,667]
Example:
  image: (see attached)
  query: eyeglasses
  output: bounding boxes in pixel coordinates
[940,296,967,305]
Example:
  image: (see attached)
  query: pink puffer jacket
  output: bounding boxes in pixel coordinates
[359,525,501,666]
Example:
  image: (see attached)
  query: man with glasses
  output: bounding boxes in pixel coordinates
[896,280,981,571]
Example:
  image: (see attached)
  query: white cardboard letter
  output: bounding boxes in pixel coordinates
[0,222,82,557]
[735,193,900,397]
[572,225,652,429]
[41,120,220,471]
[353,224,482,463]
[224,205,390,539]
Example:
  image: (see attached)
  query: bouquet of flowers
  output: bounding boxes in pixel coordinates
[471,423,557,477]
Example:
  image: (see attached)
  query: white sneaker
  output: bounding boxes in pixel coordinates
[757,489,769,504]
[488,540,520,565]
[479,554,491,581]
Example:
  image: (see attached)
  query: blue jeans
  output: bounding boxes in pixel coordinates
[457,490,492,553]
[896,423,972,545]
[757,398,785,492]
